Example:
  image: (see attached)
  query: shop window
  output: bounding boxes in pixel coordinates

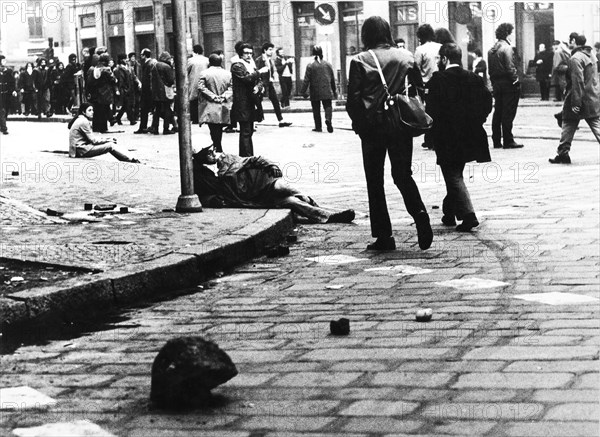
[80,14,96,29]
[339,2,363,95]
[135,7,154,23]
[293,2,316,84]
[390,1,418,52]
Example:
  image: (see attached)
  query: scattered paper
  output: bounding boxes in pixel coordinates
[514,292,599,306]
[435,277,510,290]
[306,255,368,265]
[12,420,116,437]
[0,386,56,410]
[364,265,433,277]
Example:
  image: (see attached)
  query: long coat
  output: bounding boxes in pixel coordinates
[230,61,263,123]
[187,54,209,101]
[425,67,492,166]
[0,67,15,108]
[151,60,175,102]
[86,66,117,105]
[562,46,600,121]
[300,59,336,101]
[198,66,232,124]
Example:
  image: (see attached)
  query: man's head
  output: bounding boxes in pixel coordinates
[194,145,217,165]
[594,42,600,54]
[438,43,462,71]
[569,33,586,49]
[416,24,435,44]
[48,58,55,68]
[98,53,110,66]
[495,23,514,42]
[117,53,127,65]
[0,55,6,67]
[208,53,222,67]
[262,42,274,57]
[68,53,77,63]
[395,38,405,49]
[538,43,546,52]
[276,47,284,57]
[128,52,136,62]
[312,45,323,60]
[237,43,253,59]
[38,58,47,68]
[140,48,152,61]
[193,44,204,55]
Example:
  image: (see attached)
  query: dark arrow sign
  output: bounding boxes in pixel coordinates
[314,3,336,25]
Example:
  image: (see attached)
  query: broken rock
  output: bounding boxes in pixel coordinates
[150,336,238,409]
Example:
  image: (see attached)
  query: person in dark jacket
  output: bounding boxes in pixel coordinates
[18,62,36,116]
[274,47,294,108]
[426,43,492,232]
[301,45,337,133]
[127,52,141,123]
[150,51,176,135]
[231,43,269,156]
[534,43,554,101]
[488,23,523,149]
[255,42,292,128]
[346,16,433,251]
[549,33,600,164]
[61,54,81,112]
[32,58,51,118]
[86,53,118,132]
[134,48,157,134]
[113,54,136,125]
[192,145,355,224]
[0,55,17,134]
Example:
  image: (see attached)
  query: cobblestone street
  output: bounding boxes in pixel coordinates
[0,102,599,436]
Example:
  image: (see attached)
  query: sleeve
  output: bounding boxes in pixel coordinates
[425,74,440,120]
[346,59,365,128]
[274,57,285,76]
[329,63,337,97]
[502,46,518,82]
[243,156,276,169]
[231,63,259,84]
[79,120,108,145]
[300,64,311,95]
[199,75,218,101]
[222,74,233,101]
[570,56,585,108]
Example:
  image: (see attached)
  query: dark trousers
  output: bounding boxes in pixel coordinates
[151,101,174,132]
[311,99,332,130]
[208,123,225,152]
[238,121,254,157]
[0,105,7,132]
[491,80,520,146]
[360,131,426,239]
[266,82,282,121]
[538,79,550,100]
[116,98,134,123]
[440,163,474,221]
[279,77,292,107]
[190,99,199,124]
[138,92,154,130]
[92,103,110,132]
[22,93,35,115]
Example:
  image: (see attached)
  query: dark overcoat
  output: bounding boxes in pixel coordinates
[86,66,116,105]
[425,67,492,166]
[562,46,600,121]
[300,59,336,101]
[230,61,263,123]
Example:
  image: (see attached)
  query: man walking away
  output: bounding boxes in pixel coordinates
[134,49,156,134]
[0,55,17,134]
[426,43,492,232]
[114,54,135,125]
[255,42,292,127]
[187,44,209,124]
[534,43,554,101]
[300,45,337,133]
[550,33,600,164]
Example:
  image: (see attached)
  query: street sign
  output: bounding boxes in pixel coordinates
[314,3,335,26]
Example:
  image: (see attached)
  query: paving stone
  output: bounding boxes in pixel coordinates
[462,346,599,361]
[371,372,454,388]
[430,420,497,435]
[504,421,599,437]
[221,373,274,387]
[339,400,420,417]
[532,389,599,403]
[238,416,334,432]
[453,372,573,389]
[452,389,517,402]
[342,417,422,434]
[300,348,454,361]
[544,403,600,421]
[421,402,544,420]
[572,373,600,389]
[272,372,362,387]
[503,361,600,373]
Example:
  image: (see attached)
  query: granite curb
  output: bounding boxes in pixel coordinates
[0,209,294,332]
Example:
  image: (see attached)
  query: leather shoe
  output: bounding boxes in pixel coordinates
[503,143,524,149]
[326,209,355,224]
[415,211,433,250]
[326,121,334,133]
[554,112,563,127]
[456,213,479,232]
[367,237,396,251]
[493,143,503,149]
[134,129,148,134]
[279,121,292,127]
[441,215,456,226]
[549,154,571,164]
[312,128,322,132]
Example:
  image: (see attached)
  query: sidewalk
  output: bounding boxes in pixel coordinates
[0,123,294,329]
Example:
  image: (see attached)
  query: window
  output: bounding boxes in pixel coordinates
[199,1,223,53]
[134,7,153,23]
[80,14,96,28]
[26,0,43,38]
[107,11,124,25]
[164,4,172,20]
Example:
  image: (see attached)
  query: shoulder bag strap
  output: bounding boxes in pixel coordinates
[368,49,389,96]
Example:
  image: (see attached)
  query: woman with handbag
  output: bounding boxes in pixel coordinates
[346,16,433,251]
[231,43,269,157]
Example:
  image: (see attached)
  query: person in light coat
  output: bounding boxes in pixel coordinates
[187,44,209,124]
[198,54,233,153]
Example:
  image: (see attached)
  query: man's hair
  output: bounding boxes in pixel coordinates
[193,146,214,164]
[117,53,127,64]
[416,24,435,43]
[0,55,5,62]
[276,47,284,55]
[495,23,514,41]
[439,43,462,65]
[570,33,587,46]
[128,52,136,59]
[361,16,394,49]
[262,42,274,53]
[237,43,253,56]
[394,38,405,45]
[211,49,224,56]
[208,53,222,67]
[141,48,151,58]
[435,27,455,45]
[193,44,204,55]
[474,48,483,57]
[312,45,323,59]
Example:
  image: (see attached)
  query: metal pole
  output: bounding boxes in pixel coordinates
[173,0,202,213]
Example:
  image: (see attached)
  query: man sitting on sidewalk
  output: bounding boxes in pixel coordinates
[192,145,355,224]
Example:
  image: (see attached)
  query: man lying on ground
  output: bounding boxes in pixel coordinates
[192,145,355,224]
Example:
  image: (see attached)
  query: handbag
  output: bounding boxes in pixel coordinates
[369,49,432,137]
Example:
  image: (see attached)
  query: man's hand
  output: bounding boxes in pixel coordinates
[572,106,580,114]
[267,165,282,178]
[259,66,269,74]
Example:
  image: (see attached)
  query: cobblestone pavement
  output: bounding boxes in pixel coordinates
[1,104,599,436]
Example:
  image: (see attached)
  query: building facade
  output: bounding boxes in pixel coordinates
[2,2,598,94]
